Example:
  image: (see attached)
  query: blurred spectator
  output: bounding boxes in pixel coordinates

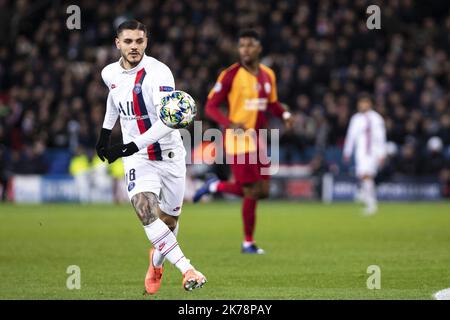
[396,142,421,177]
[423,136,445,176]
[0,144,9,201]
[377,141,399,182]
[11,140,47,174]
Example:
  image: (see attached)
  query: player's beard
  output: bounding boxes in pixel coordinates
[122,51,143,68]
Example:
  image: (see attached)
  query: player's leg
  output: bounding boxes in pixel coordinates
[144,211,178,295]
[360,175,377,214]
[242,159,271,252]
[239,177,271,254]
[123,158,167,294]
[151,211,179,267]
[125,155,205,292]
[354,184,365,203]
[132,192,205,291]
[240,181,265,254]
[225,156,266,254]
[356,156,378,214]
[193,174,244,203]
[241,182,258,241]
[353,172,365,204]
[216,180,244,196]
[158,159,206,290]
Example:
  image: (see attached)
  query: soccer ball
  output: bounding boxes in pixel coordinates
[159,90,197,129]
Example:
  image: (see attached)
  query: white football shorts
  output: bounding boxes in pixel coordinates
[355,155,378,178]
[122,147,186,216]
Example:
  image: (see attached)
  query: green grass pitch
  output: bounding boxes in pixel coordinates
[0,201,449,299]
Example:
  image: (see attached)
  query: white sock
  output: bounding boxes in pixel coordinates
[209,180,219,193]
[362,179,377,209]
[152,223,179,267]
[243,241,254,248]
[144,219,192,274]
[355,187,364,202]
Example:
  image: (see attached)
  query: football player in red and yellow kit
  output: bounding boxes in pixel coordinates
[193,29,293,254]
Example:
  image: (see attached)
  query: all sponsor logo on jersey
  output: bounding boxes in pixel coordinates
[118,101,136,116]
[127,182,135,192]
[118,101,151,121]
[264,82,271,94]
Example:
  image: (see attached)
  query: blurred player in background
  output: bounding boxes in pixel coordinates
[96,20,206,294]
[193,29,293,254]
[343,93,387,215]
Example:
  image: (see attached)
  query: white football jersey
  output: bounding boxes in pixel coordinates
[101,54,183,160]
[343,110,387,161]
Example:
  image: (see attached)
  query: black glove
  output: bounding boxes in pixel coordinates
[105,142,139,164]
[96,128,112,162]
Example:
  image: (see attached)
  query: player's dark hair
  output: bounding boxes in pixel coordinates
[238,29,260,42]
[116,20,147,37]
[357,92,374,103]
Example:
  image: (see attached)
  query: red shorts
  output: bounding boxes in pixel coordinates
[229,153,271,185]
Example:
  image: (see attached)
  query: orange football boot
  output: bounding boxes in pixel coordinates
[182,269,207,291]
[144,248,163,295]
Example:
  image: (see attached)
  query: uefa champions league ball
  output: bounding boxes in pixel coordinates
[159,90,197,129]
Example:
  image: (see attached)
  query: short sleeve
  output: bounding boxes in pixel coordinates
[101,66,111,89]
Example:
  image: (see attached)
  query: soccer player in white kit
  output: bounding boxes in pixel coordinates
[95,20,206,294]
[343,93,387,215]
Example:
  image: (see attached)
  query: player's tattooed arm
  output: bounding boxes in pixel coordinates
[131,192,160,225]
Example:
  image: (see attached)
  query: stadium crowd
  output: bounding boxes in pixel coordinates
[0,0,449,197]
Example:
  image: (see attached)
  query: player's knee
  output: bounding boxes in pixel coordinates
[258,189,269,199]
[162,219,177,231]
[159,214,177,231]
[258,181,270,199]
[243,186,259,199]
